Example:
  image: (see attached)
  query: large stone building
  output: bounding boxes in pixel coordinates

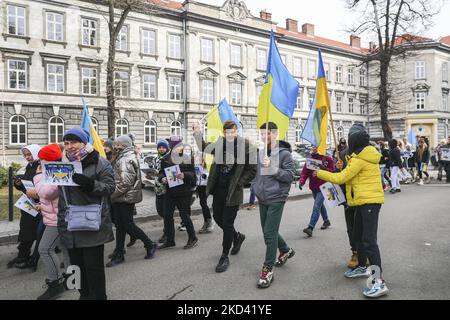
[0,0,449,163]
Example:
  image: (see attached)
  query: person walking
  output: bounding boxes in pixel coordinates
[58,128,115,300]
[106,135,158,267]
[314,124,388,298]
[299,145,335,237]
[388,139,403,193]
[442,136,450,183]
[193,120,257,273]
[416,139,431,185]
[251,122,295,289]
[195,153,215,234]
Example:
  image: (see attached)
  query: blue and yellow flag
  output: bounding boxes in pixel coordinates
[81,98,106,158]
[206,98,241,144]
[301,49,330,155]
[257,31,299,139]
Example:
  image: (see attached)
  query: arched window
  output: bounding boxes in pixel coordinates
[91,117,98,133]
[170,121,182,137]
[295,125,303,144]
[9,115,27,145]
[337,126,344,141]
[327,126,332,145]
[48,116,64,143]
[115,119,129,137]
[144,120,157,144]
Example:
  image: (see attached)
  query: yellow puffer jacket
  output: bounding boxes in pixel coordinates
[317,146,384,206]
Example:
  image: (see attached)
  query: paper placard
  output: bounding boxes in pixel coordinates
[42,161,83,186]
[164,165,184,188]
[15,194,39,217]
[320,182,346,210]
[441,148,450,162]
[306,158,323,171]
[195,165,208,186]
[21,180,34,191]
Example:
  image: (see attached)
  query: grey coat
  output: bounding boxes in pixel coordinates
[251,141,295,204]
[111,147,143,204]
[57,151,115,249]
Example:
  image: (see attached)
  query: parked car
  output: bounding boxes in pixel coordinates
[291,151,306,180]
[141,152,158,189]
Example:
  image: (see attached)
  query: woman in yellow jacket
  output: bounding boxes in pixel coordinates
[313,124,388,298]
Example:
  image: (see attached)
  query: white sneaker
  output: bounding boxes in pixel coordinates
[363,279,389,298]
[344,266,371,278]
[206,219,215,232]
[418,179,424,186]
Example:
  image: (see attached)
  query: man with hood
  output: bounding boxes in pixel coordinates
[314,124,388,298]
[7,144,43,270]
[251,122,296,289]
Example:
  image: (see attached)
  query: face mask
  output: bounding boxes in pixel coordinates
[106,151,113,161]
[66,147,88,161]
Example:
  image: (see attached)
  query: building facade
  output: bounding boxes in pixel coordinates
[0,0,449,163]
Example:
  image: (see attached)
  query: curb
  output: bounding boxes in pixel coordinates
[0,193,312,246]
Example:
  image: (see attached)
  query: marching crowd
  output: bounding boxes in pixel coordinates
[5,119,450,300]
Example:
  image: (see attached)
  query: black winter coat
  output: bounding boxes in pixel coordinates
[389,148,403,168]
[158,151,196,198]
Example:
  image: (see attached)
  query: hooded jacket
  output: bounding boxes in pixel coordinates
[33,173,59,227]
[299,153,335,192]
[111,147,143,204]
[251,140,295,204]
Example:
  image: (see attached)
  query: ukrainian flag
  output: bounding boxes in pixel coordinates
[80,98,106,158]
[257,31,299,139]
[301,49,330,155]
[206,98,241,144]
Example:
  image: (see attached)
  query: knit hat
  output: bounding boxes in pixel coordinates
[157,139,170,150]
[348,124,370,155]
[168,136,182,149]
[114,135,133,149]
[103,139,114,150]
[63,128,90,144]
[38,144,63,161]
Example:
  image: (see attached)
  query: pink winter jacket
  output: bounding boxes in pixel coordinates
[33,173,59,227]
[299,153,335,192]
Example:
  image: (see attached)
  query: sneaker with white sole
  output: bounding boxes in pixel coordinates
[344,266,371,278]
[363,279,389,298]
[275,248,295,267]
[257,265,274,289]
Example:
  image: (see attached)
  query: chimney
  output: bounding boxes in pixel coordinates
[369,41,375,51]
[260,10,272,21]
[302,23,314,37]
[350,35,361,48]
[286,18,298,32]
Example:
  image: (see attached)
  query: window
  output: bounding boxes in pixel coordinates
[82,18,97,46]
[48,116,64,143]
[257,49,267,71]
[360,68,367,87]
[116,25,128,51]
[170,121,182,137]
[327,126,332,145]
[91,117,98,132]
[415,61,426,79]
[336,65,343,83]
[337,127,344,141]
[46,12,63,41]
[144,120,157,144]
[115,119,129,137]
[230,44,242,67]
[168,76,182,100]
[443,63,449,82]
[324,63,330,80]
[295,125,303,143]
[142,29,156,55]
[168,34,182,59]
[336,95,343,112]
[293,57,302,77]
[348,67,355,85]
[231,82,242,105]
[47,64,64,93]
[143,73,157,99]
[201,38,214,63]
[7,5,26,36]
[201,79,214,104]
[296,89,303,110]
[415,92,426,110]
[256,84,263,104]
[360,97,367,115]
[8,60,27,90]
[442,92,449,111]
[9,115,26,145]
[308,60,317,79]
[308,90,315,109]
[280,54,287,65]
[348,97,355,113]
[114,71,129,97]
[82,67,97,95]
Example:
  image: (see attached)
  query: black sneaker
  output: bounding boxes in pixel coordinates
[184,238,198,250]
[36,279,65,300]
[215,255,230,273]
[231,233,245,255]
[127,237,137,248]
[303,227,313,237]
[158,234,167,244]
[7,257,21,269]
[145,243,158,259]
[159,241,176,250]
[105,253,125,268]
[395,189,402,193]
[108,249,126,260]
[275,248,296,267]
[320,220,331,230]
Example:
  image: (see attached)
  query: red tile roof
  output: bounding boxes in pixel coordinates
[148,0,183,10]
[440,36,450,46]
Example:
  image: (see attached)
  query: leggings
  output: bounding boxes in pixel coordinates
[38,226,71,281]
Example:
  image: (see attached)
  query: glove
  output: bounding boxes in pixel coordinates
[73,173,95,193]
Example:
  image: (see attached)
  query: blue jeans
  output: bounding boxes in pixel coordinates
[308,190,328,229]
[249,190,256,205]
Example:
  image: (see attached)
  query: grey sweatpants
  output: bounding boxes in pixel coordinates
[38,226,71,281]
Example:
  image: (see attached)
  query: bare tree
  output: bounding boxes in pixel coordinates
[346,0,444,140]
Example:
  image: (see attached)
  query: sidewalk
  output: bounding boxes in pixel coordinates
[0,186,311,245]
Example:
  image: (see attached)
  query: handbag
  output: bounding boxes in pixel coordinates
[62,186,103,232]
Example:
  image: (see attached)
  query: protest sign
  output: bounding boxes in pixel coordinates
[15,194,39,217]
[320,182,346,210]
[42,161,82,186]
[165,165,184,188]
[306,158,323,171]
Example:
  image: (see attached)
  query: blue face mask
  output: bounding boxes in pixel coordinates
[66,147,88,161]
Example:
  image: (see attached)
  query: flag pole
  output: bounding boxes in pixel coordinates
[328,103,341,164]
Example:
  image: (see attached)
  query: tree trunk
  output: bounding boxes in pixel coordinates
[379,55,392,140]
[106,39,116,139]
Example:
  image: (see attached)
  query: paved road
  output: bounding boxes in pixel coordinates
[0,183,449,300]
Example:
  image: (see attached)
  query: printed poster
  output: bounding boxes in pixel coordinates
[306,158,323,171]
[320,182,346,210]
[42,161,83,186]
[14,194,39,217]
[21,180,34,192]
[441,148,450,162]
[195,165,208,186]
[164,165,184,188]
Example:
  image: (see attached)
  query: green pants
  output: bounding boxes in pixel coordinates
[259,202,290,268]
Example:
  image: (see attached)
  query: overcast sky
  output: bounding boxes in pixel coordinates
[199,0,450,47]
